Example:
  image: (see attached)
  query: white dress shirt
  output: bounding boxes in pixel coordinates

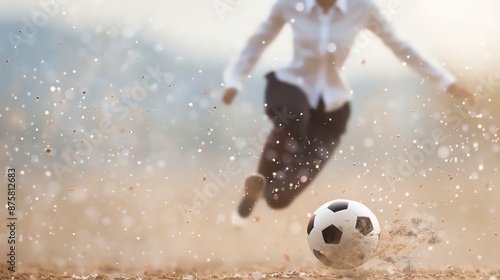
[224,0,456,112]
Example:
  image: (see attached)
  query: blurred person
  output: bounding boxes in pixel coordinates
[222,0,475,218]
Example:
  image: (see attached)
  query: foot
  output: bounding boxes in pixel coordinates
[237,174,266,218]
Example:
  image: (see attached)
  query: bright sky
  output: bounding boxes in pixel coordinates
[2,0,499,70]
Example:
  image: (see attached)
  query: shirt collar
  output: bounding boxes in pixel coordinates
[304,0,347,14]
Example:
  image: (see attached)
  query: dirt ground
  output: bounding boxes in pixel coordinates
[2,213,499,280]
[1,268,499,280]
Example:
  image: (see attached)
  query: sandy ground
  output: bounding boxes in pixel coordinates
[1,216,499,279]
[1,268,499,280]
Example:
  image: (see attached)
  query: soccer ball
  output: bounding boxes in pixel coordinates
[306,199,380,269]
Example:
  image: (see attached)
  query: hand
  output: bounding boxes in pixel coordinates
[447,83,478,106]
[222,88,238,105]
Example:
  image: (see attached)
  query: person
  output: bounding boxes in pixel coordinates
[222,0,475,218]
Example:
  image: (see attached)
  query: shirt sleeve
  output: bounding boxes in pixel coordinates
[365,3,456,90]
[223,1,286,90]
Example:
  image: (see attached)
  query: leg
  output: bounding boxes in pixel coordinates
[258,72,313,206]
[257,72,312,177]
[237,72,311,217]
[264,100,351,209]
[301,100,351,184]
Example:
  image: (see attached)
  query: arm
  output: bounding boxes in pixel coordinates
[223,1,286,104]
[365,4,475,103]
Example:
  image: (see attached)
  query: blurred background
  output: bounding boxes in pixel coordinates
[0,0,499,274]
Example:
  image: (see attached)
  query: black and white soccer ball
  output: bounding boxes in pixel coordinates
[306,199,380,269]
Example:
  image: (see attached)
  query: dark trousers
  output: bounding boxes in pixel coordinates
[258,72,350,208]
